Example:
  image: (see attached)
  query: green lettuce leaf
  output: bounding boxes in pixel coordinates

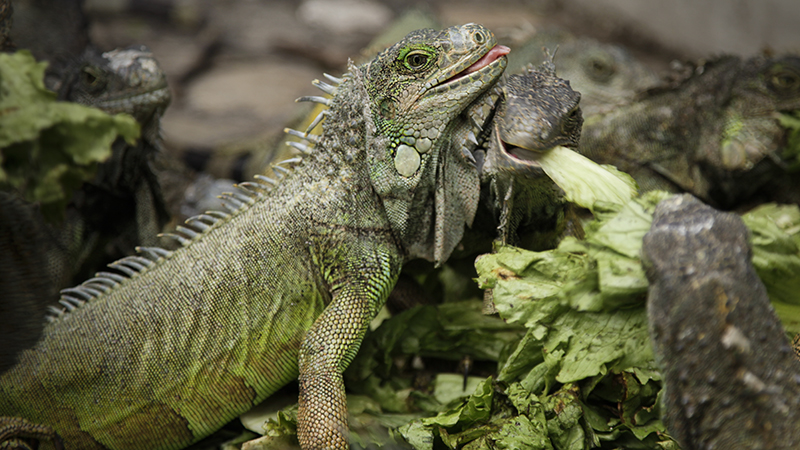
[536,146,638,211]
[0,50,139,220]
[242,192,799,450]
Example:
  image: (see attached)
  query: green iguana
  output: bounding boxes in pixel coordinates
[580,54,800,209]
[0,23,509,450]
[643,194,800,449]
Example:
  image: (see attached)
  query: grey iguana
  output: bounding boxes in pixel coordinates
[0,23,509,450]
[580,54,800,209]
[472,57,584,250]
[60,45,173,281]
[643,194,800,449]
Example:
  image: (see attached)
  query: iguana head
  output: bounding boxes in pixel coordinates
[59,45,171,143]
[365,23,509,177]
[692,55,800,205]
[476,60,583,180]
[362,23,509,264]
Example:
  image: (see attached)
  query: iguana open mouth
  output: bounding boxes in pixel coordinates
[493,126,548,175]
[456,45,511,79]
[433,45,510,91]
[498,139,554,168]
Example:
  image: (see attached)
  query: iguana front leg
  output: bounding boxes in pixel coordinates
[297,246,399,449]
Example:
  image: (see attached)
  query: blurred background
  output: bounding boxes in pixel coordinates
[66,0,800,174]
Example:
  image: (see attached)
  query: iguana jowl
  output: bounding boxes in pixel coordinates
[0,24,508,450]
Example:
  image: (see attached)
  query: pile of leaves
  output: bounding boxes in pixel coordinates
[238,192,800,450]
[0,50,139,220]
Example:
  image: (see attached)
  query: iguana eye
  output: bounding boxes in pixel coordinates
[769,68,800,92]
[472,31,486,44]
[584,54,616,83]
[405,51,430,70]
[81,67,105,92]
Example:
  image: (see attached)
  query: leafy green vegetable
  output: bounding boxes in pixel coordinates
[741,203,800,328]
[536,146,638,211]
[0,50,139,220]
[243,193,800,449]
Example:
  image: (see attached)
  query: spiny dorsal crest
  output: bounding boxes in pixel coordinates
[45,156,303,321]
[286,72,346,154]
[47,70,344,321]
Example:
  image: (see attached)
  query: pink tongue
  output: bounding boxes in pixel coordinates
[465,45,511,74]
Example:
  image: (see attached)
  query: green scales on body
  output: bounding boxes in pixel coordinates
[0,24,509,450]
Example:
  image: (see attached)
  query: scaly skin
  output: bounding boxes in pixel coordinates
[0,24,507,450]
[643,194,800,449]
[580,55,800,209]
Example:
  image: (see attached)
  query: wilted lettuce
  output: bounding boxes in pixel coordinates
[0,50,139,220]
[536,146,638,212]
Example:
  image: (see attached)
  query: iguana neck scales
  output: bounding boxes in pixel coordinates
[0,24,508,450]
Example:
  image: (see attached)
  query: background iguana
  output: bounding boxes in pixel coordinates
[0,45,173,299]
[505,29,659,117]
[0,23,509,450]
[580,54,800,209]
[59,45,173,281]
[643,194,800,449]
[1,0,173,288]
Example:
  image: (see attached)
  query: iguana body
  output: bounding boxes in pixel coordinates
[643,194,800,449]
[580,54,800,209]
[0,24,508,450]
